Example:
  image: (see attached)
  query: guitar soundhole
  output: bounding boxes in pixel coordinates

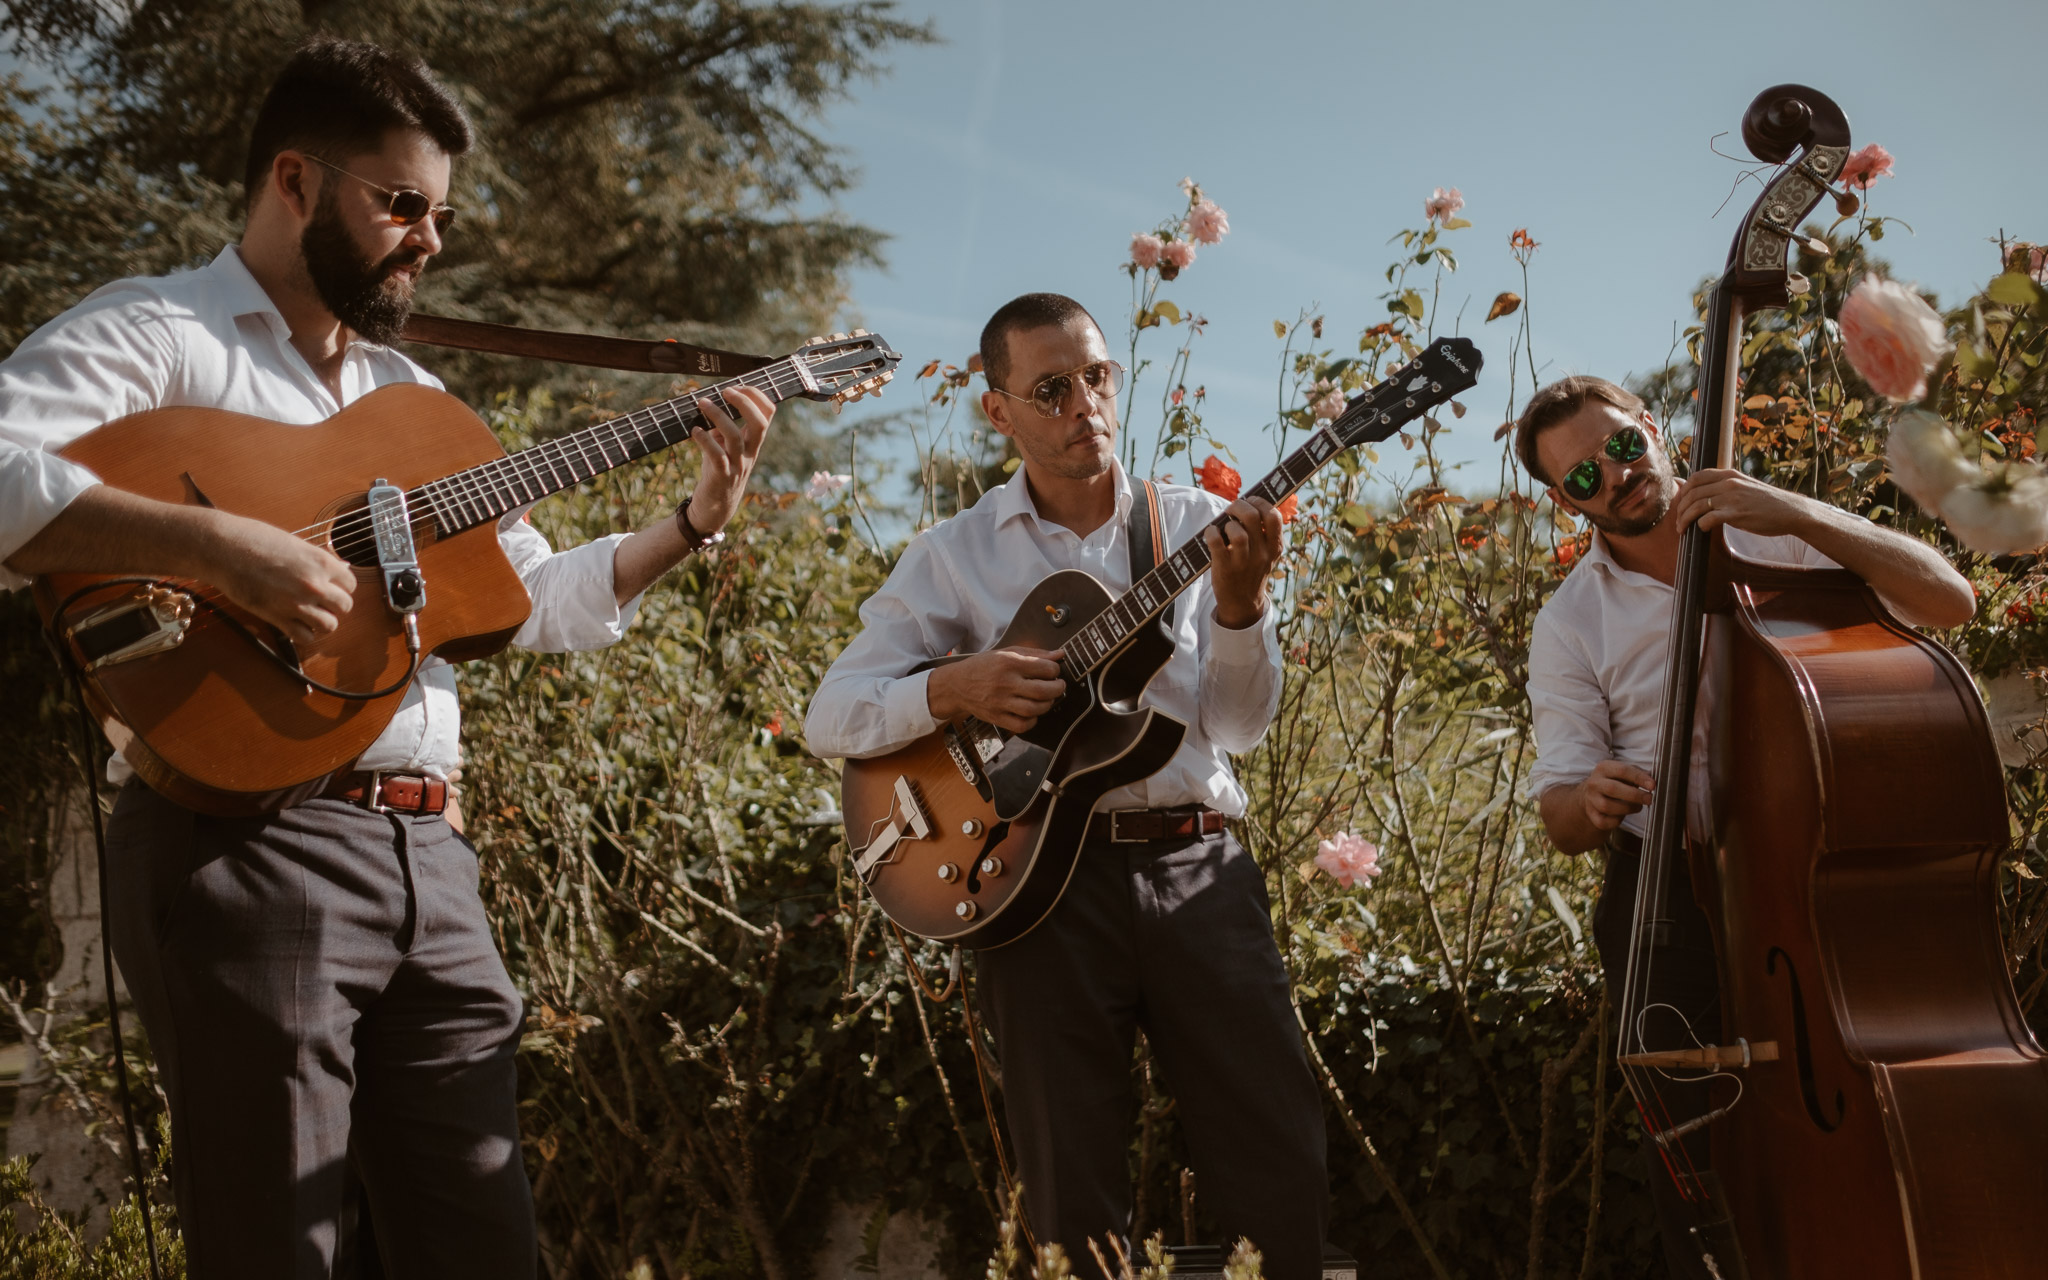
[326,494,433,569]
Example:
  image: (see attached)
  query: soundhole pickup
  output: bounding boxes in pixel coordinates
[67,587,196,670]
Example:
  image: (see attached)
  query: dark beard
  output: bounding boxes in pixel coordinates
[299,188,422,346]
[1584,470,1673,538]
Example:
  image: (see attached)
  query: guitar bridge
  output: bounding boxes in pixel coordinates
[852,775,932,883]
[66,586,196,671]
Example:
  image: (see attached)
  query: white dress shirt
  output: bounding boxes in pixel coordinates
[0,245,640,781]
[804,462,1282,815]
[1524,526,1837,836]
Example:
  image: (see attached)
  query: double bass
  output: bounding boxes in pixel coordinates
[1617,85,2048,1277]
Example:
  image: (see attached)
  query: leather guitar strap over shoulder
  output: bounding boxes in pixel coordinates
[1128,478,1174,628]
[399,313,777,378]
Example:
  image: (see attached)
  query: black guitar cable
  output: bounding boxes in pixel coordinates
[53,577,421,701]
[52,645,164,1280]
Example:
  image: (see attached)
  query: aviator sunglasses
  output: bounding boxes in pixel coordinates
[993,359,1125,418]
[1559,423,1649,502]
[304,154,458,235]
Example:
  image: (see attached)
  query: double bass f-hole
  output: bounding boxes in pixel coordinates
[1765,946,1845,1133]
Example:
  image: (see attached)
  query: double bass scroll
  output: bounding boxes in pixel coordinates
[1618,83,2048,1280]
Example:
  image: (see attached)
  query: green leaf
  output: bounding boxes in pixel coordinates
[1869,223,1885,240]
[1986,272,2043,307]
[1340,502,1375,528]
[1152,299,1183,325]
[1442,217,1472,231]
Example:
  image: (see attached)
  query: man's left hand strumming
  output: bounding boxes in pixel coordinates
[1207,495,1284,629]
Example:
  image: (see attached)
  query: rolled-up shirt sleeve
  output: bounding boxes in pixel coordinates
[498,513,640,652]
[1197,601,1282,753]
[0,287,179,588]
[805,533,972,760]
[1524,611,1613,803]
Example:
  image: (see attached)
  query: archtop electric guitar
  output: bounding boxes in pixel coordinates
[37,330,901,814]
[842,337,1480,947]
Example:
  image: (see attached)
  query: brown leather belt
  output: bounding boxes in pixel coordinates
[1089,805,1228,844]
[319,770,449,816]
[1606,829,1645,858]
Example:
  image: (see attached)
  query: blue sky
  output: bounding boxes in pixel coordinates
[814,0,2048,490]
[6,2,2043,496]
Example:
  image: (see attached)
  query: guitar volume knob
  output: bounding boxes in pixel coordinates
[961,819,983,838]
[937,863,959,883]
[979,857,1004,878]
[955,901,977,921]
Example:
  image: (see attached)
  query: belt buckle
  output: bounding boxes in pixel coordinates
[365,771,393,814]
[1107,810,1145,843]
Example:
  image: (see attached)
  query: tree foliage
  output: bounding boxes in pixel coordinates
[0,0,931,407]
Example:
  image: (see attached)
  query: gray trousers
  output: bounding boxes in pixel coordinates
[104,783,535,1280]
[977,832,1328,1280]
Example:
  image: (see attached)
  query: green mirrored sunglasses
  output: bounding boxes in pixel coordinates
[1560,424,1649,501]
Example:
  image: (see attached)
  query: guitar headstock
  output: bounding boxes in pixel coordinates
[793,330,903,404]
[1328,337,1484,449]
[1726,84,1852,306]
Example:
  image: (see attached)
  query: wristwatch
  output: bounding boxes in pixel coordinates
[675,495,726,552]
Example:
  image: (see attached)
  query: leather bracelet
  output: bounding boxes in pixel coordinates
[674,494,726,553]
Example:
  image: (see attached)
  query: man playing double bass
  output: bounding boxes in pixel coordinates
[1515,374,1974,1276]
[805,293,1329,1277]
[0,38,777,1278]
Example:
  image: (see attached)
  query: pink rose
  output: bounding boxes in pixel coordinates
[1315,832,1380,889]
[1839,275,1949,402]
[1186,199,1230,245]
[1840,143,1895,191]
[1423,186,1464,223]
[1130,233,1163,270]
[1161,240,1196,270]
[1309,380,1347,421]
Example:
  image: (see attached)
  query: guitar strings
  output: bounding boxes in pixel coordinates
[82,361,832,644]
[309,362,813,561]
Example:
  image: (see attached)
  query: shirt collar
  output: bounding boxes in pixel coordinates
[209,244,289,323]
[208,244,388,353]
[993,458,1134,532]
[1579,526,1672,589]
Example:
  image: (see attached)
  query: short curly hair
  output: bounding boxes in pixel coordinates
[244,36,471,212]
[1513,375,1647,486]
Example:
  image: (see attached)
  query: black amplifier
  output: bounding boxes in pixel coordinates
[1161,1244,1358,1280]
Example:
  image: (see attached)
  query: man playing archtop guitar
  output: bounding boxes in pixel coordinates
[806,293,1329,1277]
[0,39,777,1278]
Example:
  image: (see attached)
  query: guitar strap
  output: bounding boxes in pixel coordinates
[1128,478,1175,627]
[399,312,777,377]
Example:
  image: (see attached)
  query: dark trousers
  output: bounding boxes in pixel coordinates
[1591,837,1725,1280]
[104,783,535,1280]
[977,832,1327,1280]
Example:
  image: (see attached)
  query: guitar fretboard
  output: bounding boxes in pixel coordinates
[409,358,809,535]
[1056,418,1356,683]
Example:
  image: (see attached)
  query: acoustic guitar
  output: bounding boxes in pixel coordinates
[36,331,900,814]
[842,337,1479,947]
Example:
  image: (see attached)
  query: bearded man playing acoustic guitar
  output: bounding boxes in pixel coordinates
[0,40,776,1279]
[806,293,1328,1278]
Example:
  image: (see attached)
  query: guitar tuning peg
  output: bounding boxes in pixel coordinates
[806,336,824,346]
[851,327,869,337]
[829,331,848,342]
[879,371,894,383]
